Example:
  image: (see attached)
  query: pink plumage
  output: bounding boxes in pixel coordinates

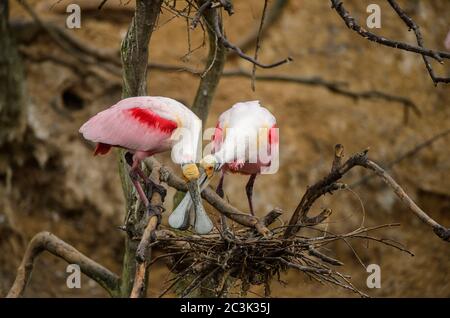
[211,101,278,175]
[211,101,278,216]
[80,97,184,158]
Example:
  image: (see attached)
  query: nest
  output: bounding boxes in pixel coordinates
[152,216,412,298]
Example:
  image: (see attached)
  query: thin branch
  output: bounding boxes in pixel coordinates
[285,145,450,242]
[222,69,420,120]
[351,128,450,187]
[330,0,450,84]
[98,0,109,10]
[387,0,450,85]
[251,0,269,91]
[234,0,289,54]
[131,167,166,298]
[7,231,120,298]
[211,7,292,69]
[190,2,226,123]
[362,160,450,241]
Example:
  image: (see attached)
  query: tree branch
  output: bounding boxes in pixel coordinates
[387,0,450,85]
[233,0,289,54]
[7,231,120,298]
[351,128,450,187]
[330,0,450,84]
[284,145,450,242]
[210,5,292,69]
[119,0,163,298]
[190,1,226,123]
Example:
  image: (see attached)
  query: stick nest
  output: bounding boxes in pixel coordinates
[151,220,412,298]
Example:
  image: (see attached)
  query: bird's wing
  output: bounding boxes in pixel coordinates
[79,97,180,152]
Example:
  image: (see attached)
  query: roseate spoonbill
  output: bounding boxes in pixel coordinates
[169,101,278,228]
[79,96,213,234]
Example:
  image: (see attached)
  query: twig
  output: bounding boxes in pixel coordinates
[222,69,420,120]
[7,231,120,298]
[234,0,289,54]
[387,0,450,85]
[285,145,450,242]
[131,167,166,298]
[330,0,450,84]
[351,128,450,187]
[190,4,226,122]
[362,160,449,241]
[98,0,108,10]
[251,0,269,91]
[211,7,292,69]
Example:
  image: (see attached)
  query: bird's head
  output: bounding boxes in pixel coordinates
[200,154,220,178]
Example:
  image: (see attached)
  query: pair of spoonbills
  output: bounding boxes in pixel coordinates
[79,96,278,234]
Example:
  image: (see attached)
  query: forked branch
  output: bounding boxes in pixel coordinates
[285,145,450,242]
[7,231,120,298]
[330,0,450,84]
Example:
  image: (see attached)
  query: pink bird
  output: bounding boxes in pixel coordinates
[170,101,278,227]
[79,96,213,234]
[206,101,278,216]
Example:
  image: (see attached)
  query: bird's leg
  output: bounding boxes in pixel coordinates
[126,153,164,223]
[129,164,150,208]
[245,174,257,216]
[135,165,167,201]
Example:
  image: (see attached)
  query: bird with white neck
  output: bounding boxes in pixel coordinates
[79,96,213,234]
[169,100,278,231]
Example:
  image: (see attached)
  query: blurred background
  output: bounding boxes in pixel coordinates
[0,0,449,297]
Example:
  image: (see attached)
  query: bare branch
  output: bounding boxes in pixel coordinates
[190,2,226,123]
[222,69,420,120]
[251,0,269,91]
[362,160,449,241]
[234,0,289,54]
[330,0,450,84]
[7,231,120,298]
[210,6,292,69]
[285,145,450,242]
[352,128,450,187]
[387,0,450,85]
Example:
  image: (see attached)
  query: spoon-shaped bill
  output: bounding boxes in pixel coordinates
[186,179,213,234]
[168,193,191,230]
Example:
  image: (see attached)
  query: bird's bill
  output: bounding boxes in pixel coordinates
[186,179,213,235]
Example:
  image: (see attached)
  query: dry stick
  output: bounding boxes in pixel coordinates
[144,158,271,237]
[285,145,450,242]
[234,0,289,54]
[251,0,269,91]
[387,0,450,85]
[330,0,450,84]
[190,3,226,123]
[211,6,292,69]
[362,160,449,241]
[15,18,418,115]
[222,69,420,120]
[7,231,120,298]
[351,128,450,187]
